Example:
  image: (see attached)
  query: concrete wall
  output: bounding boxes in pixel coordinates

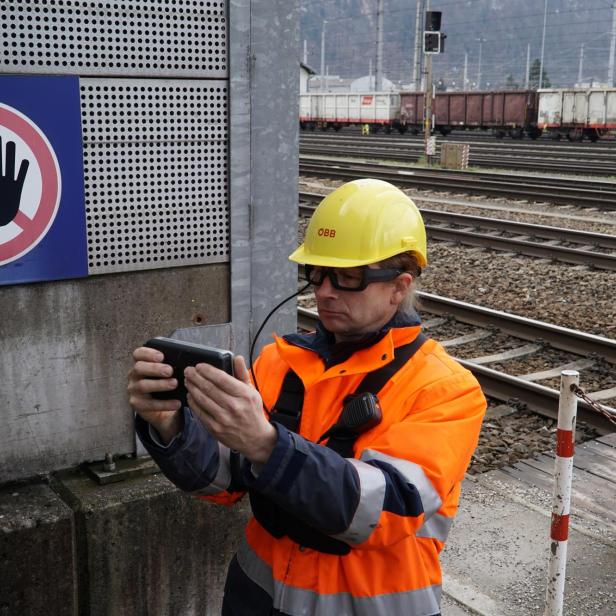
[1,265,230,483]
[1,470,251,616]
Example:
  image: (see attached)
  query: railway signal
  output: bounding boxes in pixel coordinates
[423,11,445,55]
[423,11,446,160]
[423,32,441,54]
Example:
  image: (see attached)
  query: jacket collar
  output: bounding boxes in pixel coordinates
[276,311,422,386]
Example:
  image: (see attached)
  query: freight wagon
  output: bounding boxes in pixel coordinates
[537,88,616,141]
[300,92,401,132]
[399,89,541,139]
[300,88,616,141]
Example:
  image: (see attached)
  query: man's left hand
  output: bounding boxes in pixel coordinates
[184,355,277,465]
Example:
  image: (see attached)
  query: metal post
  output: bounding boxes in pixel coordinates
[412,0,424,90]
[375,0,384,91]
[477,39,483,90]
[578,43,584,86]
[463,52,468,90]
[539,0,548,89]
[424,53,433,157]
[320,20,327,92]
[608,4,616,87]
[303,39,308,65]
[543,370,578,616]
[525,43,531,89]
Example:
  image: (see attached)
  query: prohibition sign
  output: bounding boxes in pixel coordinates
[0,103,61,267]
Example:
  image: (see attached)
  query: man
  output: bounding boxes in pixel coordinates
[129,179,486,616]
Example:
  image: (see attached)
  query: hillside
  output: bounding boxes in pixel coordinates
[300,0,616,89]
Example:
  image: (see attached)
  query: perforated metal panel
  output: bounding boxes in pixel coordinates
[0,0,227,77]
[81,78,229,274]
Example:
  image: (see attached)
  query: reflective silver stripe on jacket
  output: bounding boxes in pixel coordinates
[236,538,442,616]
[416,513,454,542]
[331,459,386,545]
[190,443,231,495]
[359,449,443,519]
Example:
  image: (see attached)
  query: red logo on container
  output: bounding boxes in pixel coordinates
[361,96,373,106]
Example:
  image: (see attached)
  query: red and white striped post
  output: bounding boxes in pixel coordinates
[543,370,578,616]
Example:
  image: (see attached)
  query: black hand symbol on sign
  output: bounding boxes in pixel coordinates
[0,136,30,227]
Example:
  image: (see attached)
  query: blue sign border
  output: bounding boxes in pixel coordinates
[0,75,87,286]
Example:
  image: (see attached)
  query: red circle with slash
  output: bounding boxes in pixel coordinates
[0,103,61,266]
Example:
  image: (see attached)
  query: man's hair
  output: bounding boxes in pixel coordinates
[376,251,421,316]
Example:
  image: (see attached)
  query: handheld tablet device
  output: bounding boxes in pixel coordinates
[144,337,235,407]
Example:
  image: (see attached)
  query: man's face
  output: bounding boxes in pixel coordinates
[312,266,410,342]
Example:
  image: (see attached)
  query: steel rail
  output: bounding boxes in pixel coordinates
[296,305,616,433]
[419,209,616,250]
[301,134,616,161]
[301,155,616,191]
[296,264,616,362]
[426,227,616,271]
[299,202,616,271]
[300,144,616,176]
[300,195,616,248]
[414,292,616,363]
[299,159,616,209]
[304,128,616,149]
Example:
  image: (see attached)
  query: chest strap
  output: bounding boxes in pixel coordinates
[250,333,427,555]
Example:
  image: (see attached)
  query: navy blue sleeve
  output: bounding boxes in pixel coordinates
[135,407,226,493]
[241,422,361,535]
[241,423,426,543]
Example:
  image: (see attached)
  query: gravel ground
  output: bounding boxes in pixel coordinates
[300,177,616,339]
[412,192,616,236]
[469,401,598,475]
[298,177,614,473]
[421,244,616,338]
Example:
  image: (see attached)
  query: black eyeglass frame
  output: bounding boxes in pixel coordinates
[304,264,405,292]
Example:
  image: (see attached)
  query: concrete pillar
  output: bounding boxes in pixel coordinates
[0,483,77,616]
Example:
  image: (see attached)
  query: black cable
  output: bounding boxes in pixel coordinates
[249,281,312,416]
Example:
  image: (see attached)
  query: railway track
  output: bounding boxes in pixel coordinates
[296,298,616,434]
[300,137,616,177]
[312,126,616,149]
[299,193,616,271]
[301,133,616,160]
[299,157,616,210]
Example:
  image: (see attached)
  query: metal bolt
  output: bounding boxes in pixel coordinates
[103,452,116,472]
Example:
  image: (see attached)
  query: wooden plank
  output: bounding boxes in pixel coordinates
[518,358,595,381]
[539,451,616,484]
[597,433,616,448]
[540,444,616,482]
[468,343,542,365]
[581,439,616,463]
[440,330,492,348]
[498,460,553,490]
[422,317,448,329]
[588,386,616,402]
[509,456,616,527]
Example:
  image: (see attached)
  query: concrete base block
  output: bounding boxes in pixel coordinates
[56,468,250,616]
[0,483,76,616]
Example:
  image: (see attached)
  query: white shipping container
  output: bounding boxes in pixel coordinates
[298,92,399,124]
[538,88,616,128]
[537,90,563,127]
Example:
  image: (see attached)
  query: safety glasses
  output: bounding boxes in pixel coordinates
[304,265,404,292]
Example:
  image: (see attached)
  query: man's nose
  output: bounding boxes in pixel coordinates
[314,273,337,298]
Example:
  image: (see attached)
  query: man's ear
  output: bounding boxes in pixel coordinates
[391,273,413,305]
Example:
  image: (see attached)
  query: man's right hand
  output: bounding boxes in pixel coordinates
[127,346,183,444]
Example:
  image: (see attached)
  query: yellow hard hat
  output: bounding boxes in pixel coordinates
[290,179,427,268]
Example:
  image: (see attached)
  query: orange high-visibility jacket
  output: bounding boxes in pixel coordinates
[137,322,486,615]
